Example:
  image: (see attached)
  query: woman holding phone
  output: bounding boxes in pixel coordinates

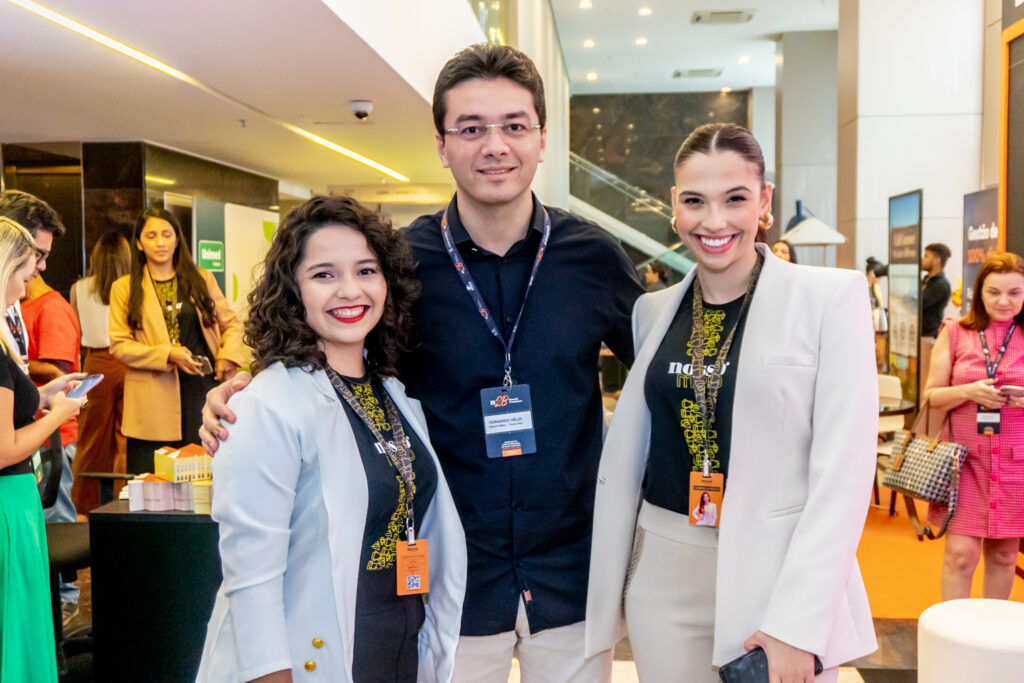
[109,208,245,474]
[923,252,1024,601]
[585,124,878,682]
[0,217,85,682]
[196,196,465,682]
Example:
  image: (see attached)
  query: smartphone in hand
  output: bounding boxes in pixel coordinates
[195,355,214,376]
[719,647,823,682]
[67,374,104,399]
[999,385,1024,398]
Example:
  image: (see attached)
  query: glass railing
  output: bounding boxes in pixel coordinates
[569,152,694,273]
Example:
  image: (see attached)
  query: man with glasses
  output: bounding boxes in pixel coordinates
[202,44,642,681]
[0,189,82,624]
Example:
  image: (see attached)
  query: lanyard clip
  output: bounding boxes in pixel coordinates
[503,353,513,390]
[703,453,711,478]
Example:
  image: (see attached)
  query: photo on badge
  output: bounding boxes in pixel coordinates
[689,471,724,527]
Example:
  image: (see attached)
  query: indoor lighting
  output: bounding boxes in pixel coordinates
[738,55,750,64]
[638,7,652,16]
[579,0,592,8]
[586,72,598,81]
[7,0,410,183]
[144,175,175,185]
[720,87,732,93]
[627,123,635,129]
[592,107,601,113]
[583,39,595,48]
[268,205,280,211]
[635,37,648,46]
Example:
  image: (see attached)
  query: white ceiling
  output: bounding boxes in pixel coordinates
[0,0,466,195]
[551,0,838,94]
[0,0,839,196]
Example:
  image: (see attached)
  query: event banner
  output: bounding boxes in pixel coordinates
[888,190,922,404]
[961,187,999,315]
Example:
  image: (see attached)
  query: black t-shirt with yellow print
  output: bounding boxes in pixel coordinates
[643,286,750,515]
[335,374,437,683]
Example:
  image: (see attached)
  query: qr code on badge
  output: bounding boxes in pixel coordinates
[406,574,421,591]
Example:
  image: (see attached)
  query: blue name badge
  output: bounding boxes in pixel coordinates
[480,384,537,458]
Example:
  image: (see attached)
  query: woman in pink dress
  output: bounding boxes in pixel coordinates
[924,252,1024,600]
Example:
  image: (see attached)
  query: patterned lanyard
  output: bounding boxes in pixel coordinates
[150,273,182,344]
[690,252,764,476]
[979,325,1016,379]
[4,310,26,357]
[326,367,417,542]
[440,206,551,389]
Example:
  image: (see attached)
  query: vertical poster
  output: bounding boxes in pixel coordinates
[193,197,226,293]
[962,188,999,315]
[223,203,278,321]
[888,190,922,404]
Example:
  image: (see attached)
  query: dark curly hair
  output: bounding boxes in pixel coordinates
[246,195,420,377]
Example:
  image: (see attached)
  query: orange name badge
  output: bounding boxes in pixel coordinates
[396,539,430,596]
[689,472,724,528]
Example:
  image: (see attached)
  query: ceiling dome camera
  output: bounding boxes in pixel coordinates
[350,100,373,120]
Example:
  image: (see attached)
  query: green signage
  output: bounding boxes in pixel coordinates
[197,240,224,272]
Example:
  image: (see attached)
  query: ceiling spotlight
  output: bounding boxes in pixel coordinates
[720,87,732,93]
[596,124,603,129]
[579,0,592,8]
[586,72,598,81]
[738,55,750,64]
[583,39,595,48]
[627,123,635,129]
[592,107,601,114]
[638,7,652,16]
[635,37,648,46]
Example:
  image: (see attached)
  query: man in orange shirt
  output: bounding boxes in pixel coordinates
[22,260,83,623]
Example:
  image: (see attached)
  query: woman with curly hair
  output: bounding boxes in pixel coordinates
[197,195,466,683]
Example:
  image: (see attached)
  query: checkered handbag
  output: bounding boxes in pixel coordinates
[882,403,967,537]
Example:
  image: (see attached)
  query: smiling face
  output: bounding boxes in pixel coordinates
[297,224,387,374]
[671,150,771,280]
[980,271,1024,322]
[6,256,35,308]
[136,217,178,269]
[436,77,546,213]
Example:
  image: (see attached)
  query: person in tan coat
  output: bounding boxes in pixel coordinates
[109,207,245,474]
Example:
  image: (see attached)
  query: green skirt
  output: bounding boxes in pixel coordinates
[0,474,57,683]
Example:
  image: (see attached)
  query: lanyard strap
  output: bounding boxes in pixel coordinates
[4,311,26,357]
[440,206,551,389]
[690,252,764,476]
[326,368,418,543]
[979,325,1016,379]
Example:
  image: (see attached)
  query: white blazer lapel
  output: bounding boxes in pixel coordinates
[308,369,367,680]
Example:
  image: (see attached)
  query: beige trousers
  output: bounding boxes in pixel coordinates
[452,598,612,683]
[624,502,839,683]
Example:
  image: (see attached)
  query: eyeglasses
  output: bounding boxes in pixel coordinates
[34,247,49,263]
[444,122,542,142]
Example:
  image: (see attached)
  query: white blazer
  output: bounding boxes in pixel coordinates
[585,245,878,668]
[196,363,466,683]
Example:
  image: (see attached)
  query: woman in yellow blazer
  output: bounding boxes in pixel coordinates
[109,208,245,473]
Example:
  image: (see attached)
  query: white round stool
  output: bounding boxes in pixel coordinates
[918,599,1024,682]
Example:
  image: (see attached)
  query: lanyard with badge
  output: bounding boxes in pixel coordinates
[687,252,763,527]
[977,325,1016,435]
[326,368,429,596]
[440,207,551,459]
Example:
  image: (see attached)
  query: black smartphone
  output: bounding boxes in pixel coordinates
[719,647,823,682]
[195,355,214,376]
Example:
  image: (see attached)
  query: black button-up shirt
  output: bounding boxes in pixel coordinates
[401,194,642,635]
[921,271,951,338]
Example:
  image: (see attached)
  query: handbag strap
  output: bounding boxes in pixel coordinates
[911,397,952,440]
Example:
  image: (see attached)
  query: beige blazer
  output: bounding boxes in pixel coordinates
[109,267,246,441]
[585,245,879,668]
